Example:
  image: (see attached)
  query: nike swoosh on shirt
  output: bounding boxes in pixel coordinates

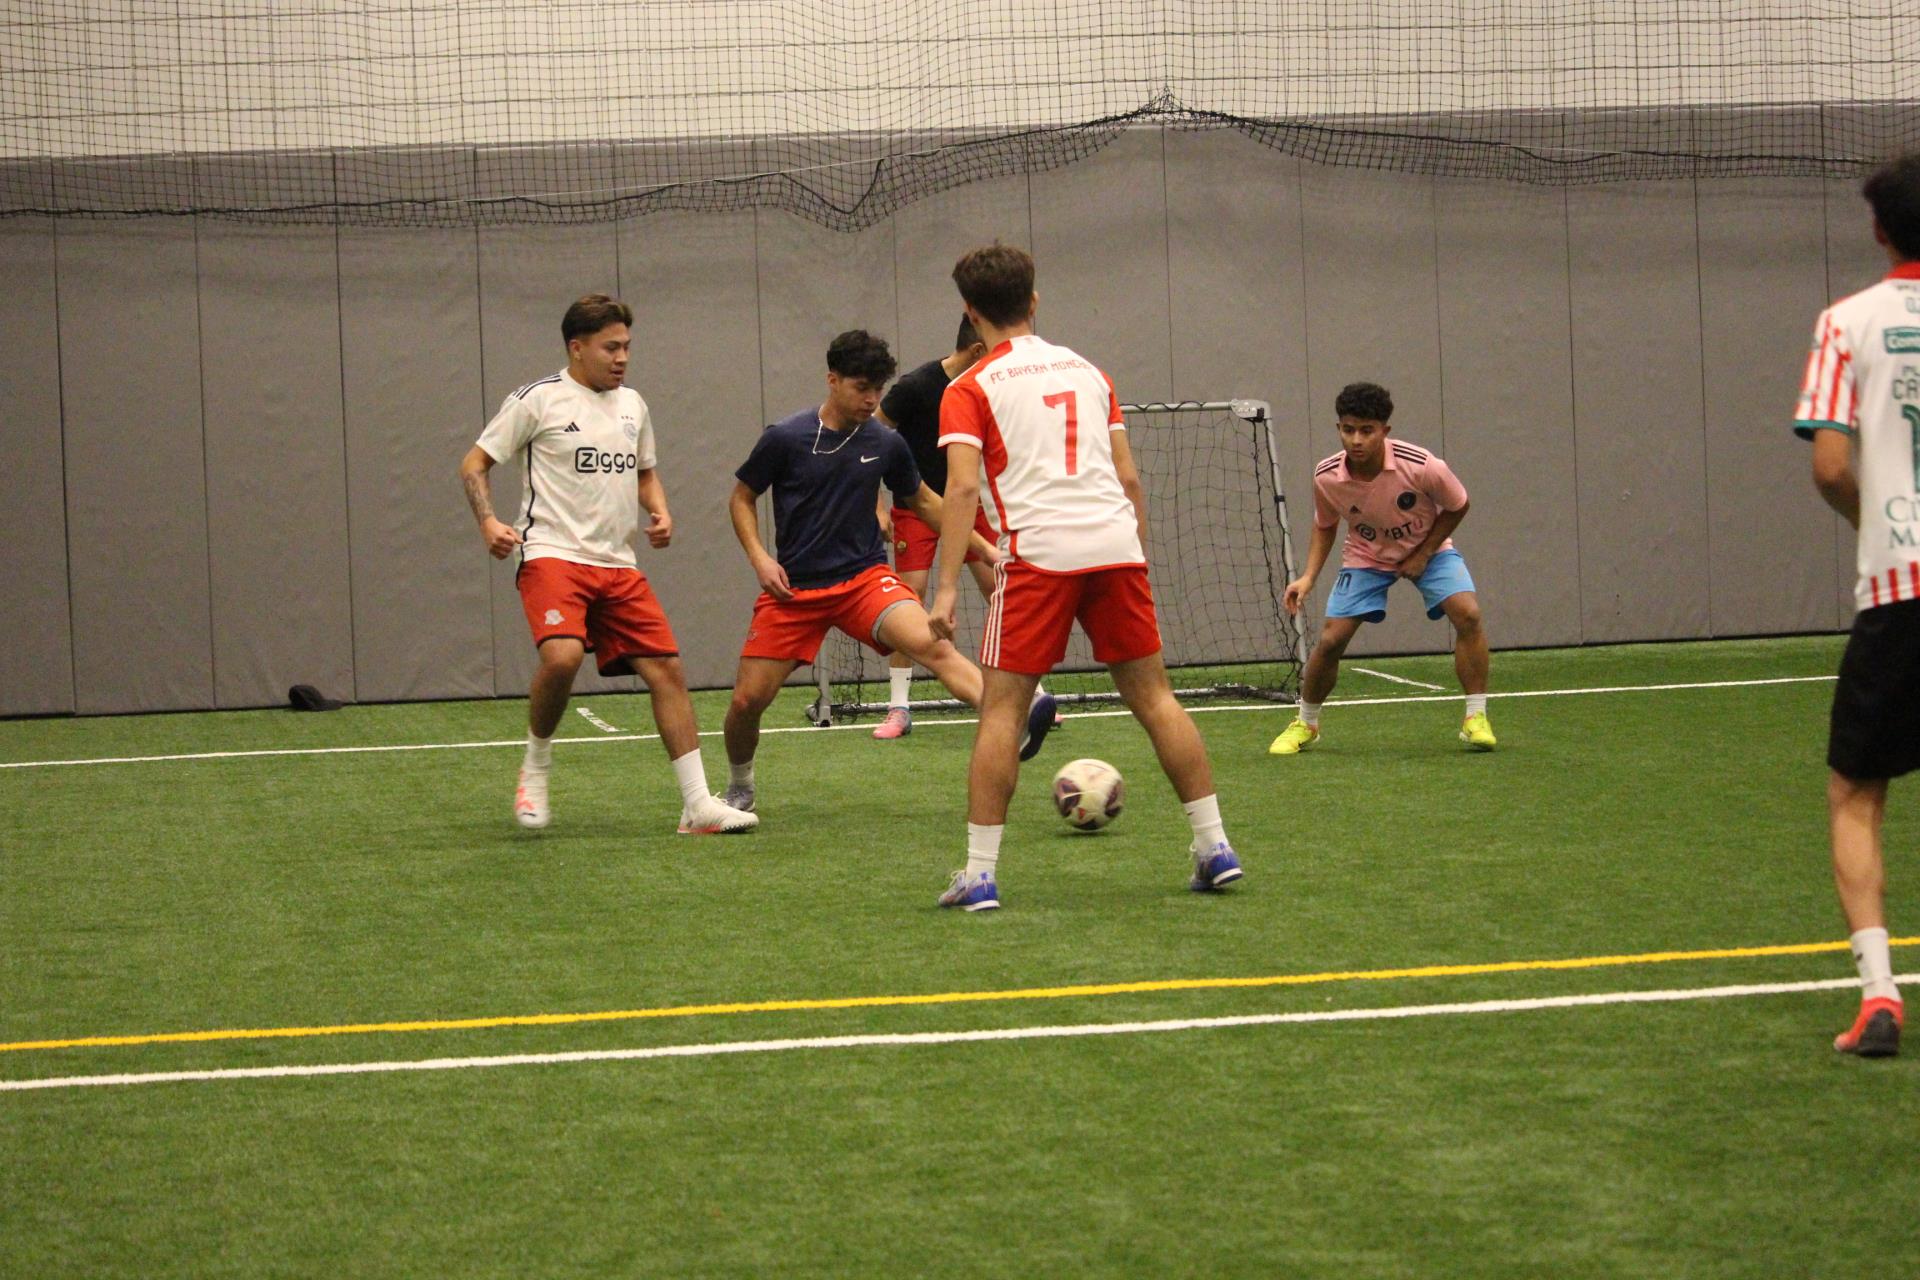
[860,455,880,463]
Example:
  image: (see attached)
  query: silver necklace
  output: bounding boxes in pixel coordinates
[812,416,859,455]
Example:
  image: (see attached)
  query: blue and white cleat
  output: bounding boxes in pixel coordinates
[1189,841,1244,892]
[939,869,1001,912]
[1018,692,1060,762]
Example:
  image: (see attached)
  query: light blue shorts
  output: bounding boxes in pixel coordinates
[1325,548,1476,623]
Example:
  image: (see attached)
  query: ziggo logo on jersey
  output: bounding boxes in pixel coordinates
[574,447,640,475]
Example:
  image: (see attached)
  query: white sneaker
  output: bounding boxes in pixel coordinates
[722,783,756,813]
[679,793,759,835]
[514,768,550,830]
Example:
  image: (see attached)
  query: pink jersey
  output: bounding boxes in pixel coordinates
[937,334,1143,573]
[1313,440,1468,571]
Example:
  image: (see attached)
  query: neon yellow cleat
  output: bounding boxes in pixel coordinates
[1459,712,1497,750]
[1268,719,1320,755]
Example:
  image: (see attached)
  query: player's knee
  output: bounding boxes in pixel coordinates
[537,643,585,678]
[1828,770,1881,810]
[728,684,775,719]
[1450,600,1483,634]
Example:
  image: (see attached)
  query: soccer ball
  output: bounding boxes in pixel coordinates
[1052,758,1124,831]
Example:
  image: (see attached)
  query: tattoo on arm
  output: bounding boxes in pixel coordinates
[463,469,495,523]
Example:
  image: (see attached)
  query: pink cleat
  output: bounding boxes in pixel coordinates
[872,706,912,740]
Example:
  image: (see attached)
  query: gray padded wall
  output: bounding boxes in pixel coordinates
[618,209,767,693]
[1433,180,1581,651]
[1567,183,1711,643]
[1696,179,1839,637]
[198,223,355,708]
[0,219,74,715]
[58,220,214,714]
[1029,128,1173,403]
[337,229,493,702]
[10,128,1894,718]
[474,223,631,699]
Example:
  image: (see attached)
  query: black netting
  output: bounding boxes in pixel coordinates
[4,3,1919,228]
[812,402,1306,724]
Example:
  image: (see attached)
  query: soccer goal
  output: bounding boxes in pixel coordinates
[807,399,1306,725]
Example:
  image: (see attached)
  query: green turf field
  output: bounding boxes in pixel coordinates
[4,635,1916,1278]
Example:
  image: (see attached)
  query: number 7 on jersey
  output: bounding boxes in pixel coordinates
[1044,390,1079,476]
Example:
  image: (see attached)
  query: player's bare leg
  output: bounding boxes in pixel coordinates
[721,656,798,812]
[1830,770,1902,1054]
[517,637,586,829]
[876,560,1021,741]
[1273,615,1360,755]
[875,567,933,739]
[1440,592,1496,749]
[629,654,756,835]
[940,666,1038,912]
[877,604,981,708]
[1110,651,1242,890]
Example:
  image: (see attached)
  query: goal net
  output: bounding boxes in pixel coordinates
[806,400,1304,725]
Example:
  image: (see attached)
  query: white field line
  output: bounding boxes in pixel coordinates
[0,674,1838,772]
[1,973,1894,1094]
[573,707,622,734]
[1350,666,1448,691]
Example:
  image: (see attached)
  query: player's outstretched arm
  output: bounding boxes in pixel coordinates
[929,448,983,641]
[1285,522,1338,615]
[1811,428,1861,528]
[459,445,520,560]
[636,468,673,549]
[728,480,793,600]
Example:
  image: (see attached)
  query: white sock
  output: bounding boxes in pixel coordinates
[524,731,553,772]
[1182,794,1228,851]
[670,748,710,809]
[965,822,1003,879]
[1298,701,1321,728]
[1465,693,1488,718]
[889,667,913,708]
[729,759,755,790]
[1852,926,1901,1002]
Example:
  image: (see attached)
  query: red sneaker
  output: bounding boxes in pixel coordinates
[1834,997,1903,1057]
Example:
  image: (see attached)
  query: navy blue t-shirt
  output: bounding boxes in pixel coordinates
[735,408,922,590]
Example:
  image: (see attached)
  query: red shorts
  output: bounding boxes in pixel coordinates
[981,562,1161,676]
[890,506,995,574]
[517,556,678,676]
[742,563,920,663]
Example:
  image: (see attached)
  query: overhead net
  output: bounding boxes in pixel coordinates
[4,2,1919,228]
[807,401,1305,726]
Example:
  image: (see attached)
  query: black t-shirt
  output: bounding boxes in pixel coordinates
[735,408,922,590]
[879,357,953,497]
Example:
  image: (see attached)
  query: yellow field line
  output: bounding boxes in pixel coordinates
[6,937,1912,1055]
[11,936,1904,1059]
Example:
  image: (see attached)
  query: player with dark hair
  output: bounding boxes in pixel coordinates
[929,243,1242,910]
[869,315,1060,738]
[459,293,756,835]
[1797,151,1920,1057]
[1268,380,1496,756]
[721,329,1055,815]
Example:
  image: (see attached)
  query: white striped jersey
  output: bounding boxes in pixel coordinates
[1796,263,1920,610]
[936,334,1142,573]
[476,370,658,570]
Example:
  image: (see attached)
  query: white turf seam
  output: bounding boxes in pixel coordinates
[2,973,1899,1094]
[1351,666,1447,691]
[0,675,1839,771]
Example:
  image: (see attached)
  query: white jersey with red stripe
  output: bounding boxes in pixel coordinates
[1795,263,1920,610]
[936,334,1143,573]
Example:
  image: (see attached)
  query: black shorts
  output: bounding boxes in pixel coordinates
[1829,597,1920,780]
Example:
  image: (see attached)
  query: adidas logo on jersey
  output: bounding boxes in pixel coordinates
[562,422,581,433]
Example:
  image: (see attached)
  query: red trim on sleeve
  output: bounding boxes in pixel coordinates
[1888,263,1920,280]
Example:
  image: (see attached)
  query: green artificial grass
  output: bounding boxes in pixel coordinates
[3,636,1916,1277]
